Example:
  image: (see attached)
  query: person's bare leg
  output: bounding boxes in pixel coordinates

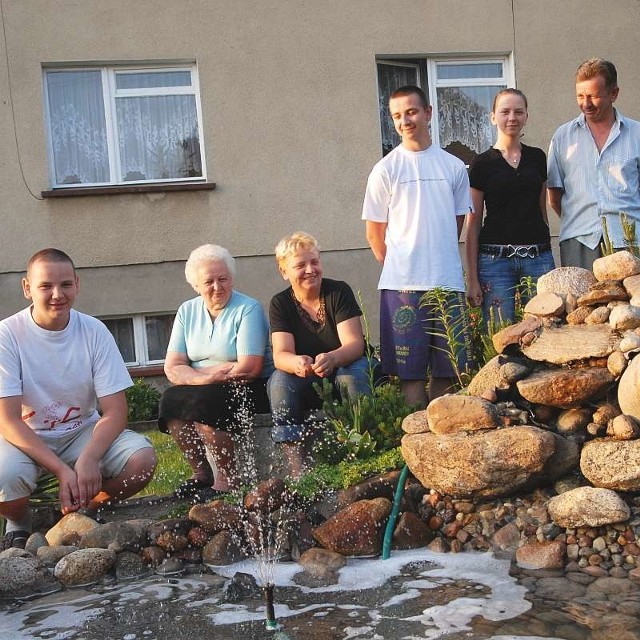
[0,497,30,526]
[281,442,307,480]
[195,424,236,491]
[400,379,428,409]
[166,419,214,484]
[428,376,456,403]
[89,447,157,509]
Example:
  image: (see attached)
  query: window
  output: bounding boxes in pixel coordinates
[43,64,205,187]
[376,56,512,164]
[101,313,175,368]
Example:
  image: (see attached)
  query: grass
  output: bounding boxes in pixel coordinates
[139,429,191,497]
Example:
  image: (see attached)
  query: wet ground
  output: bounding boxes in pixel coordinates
[0,549,593,640]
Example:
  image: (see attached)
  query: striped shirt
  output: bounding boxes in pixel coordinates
[547,110,640,249]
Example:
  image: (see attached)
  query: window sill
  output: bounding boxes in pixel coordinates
[41,181,216,198]
[127,365,166,377]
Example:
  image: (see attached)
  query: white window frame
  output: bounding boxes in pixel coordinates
[427,56,515,150]
[376,54,515,159]
[101,313,175,368]
[43,63,207,188]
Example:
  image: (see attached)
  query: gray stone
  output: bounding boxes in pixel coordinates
[53,548,116,586]
[24,532,48,556]
[547,486,630,527]
[0,556,60,599]
[115,551,151,580]
[536,266,597,299]
[37,545,78,567]
[79,520,150,552]
[581,439,640,491]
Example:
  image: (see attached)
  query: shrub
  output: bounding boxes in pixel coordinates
[126,378,160,423]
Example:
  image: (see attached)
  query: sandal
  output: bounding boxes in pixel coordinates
[174,478,214,500]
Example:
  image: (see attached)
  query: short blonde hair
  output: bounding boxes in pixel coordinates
[274,232,319,269]
[184,244,236,290]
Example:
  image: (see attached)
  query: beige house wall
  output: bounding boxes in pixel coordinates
[1,0,639,341]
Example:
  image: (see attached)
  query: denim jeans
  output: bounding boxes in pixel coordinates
[479,249,555,324]
[267,356,372,443]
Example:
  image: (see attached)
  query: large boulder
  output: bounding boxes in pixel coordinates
[425,394,500,434]
[581,439,640,491]
[547,486,630,527]
[401,425,561,499]
[516,367,613,408]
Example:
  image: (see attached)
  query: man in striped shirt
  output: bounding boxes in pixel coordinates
[548,58,640,270]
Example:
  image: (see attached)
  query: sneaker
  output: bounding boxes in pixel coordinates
[0,530,30,551]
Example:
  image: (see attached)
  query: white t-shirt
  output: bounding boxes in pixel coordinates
[362,144,471,291]
[0,308,132,438]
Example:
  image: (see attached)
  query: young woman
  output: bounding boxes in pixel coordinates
[466,89,555,324]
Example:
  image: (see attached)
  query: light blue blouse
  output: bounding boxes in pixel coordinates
[167,291,274,377]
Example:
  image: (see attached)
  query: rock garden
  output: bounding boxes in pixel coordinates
[4,251,640,638]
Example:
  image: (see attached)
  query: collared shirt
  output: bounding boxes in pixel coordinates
[547,110,640,249]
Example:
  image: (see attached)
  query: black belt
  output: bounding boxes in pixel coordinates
[479,243,551,258]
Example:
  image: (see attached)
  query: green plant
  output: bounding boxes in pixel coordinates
[419,288,475,389]
[621,212,639,257]
[314,378,416,463]
[126,378,161,423]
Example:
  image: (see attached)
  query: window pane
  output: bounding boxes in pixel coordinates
[436,63,503,80]
[45,70,110,185]
[377,63,420,156]
[437,84,505,163]
[145,314,175,361]
[116,71,192,90]
[116,95,202,181]
[102,318,136,363]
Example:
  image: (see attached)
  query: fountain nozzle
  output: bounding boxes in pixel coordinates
[264,583,278,631]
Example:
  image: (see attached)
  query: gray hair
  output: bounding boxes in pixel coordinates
[184,244,237,289]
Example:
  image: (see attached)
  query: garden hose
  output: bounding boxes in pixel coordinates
[382,463,409,559]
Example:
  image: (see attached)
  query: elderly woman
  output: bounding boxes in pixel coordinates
[158,244,273,501]
[268,232,372,476]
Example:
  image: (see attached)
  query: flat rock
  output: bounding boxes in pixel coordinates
[593,250,640,281]
[79,520,150,552]
[401,409,430,434]
[537,266,597,298]
[547,486,630,527]
[521,324,620,365]
[581,439,640,491]
[426,394,499,434]
[188,500,242,534]
[523,292,564,317]
[516,367,614,407]
[578,280,629,306]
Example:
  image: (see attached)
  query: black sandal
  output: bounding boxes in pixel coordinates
[0,530,30,551]
[191,487,228,504]
[174,478,213,500]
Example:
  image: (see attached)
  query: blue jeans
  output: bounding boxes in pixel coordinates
[267,356,372,443]
[479,249,555,324]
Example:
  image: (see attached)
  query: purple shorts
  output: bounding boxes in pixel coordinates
[379,289,471,380]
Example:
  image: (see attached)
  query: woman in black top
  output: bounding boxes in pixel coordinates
[466,88,555,324]
[268,231,371,476]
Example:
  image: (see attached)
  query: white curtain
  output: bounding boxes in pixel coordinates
[46,70,110,185]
